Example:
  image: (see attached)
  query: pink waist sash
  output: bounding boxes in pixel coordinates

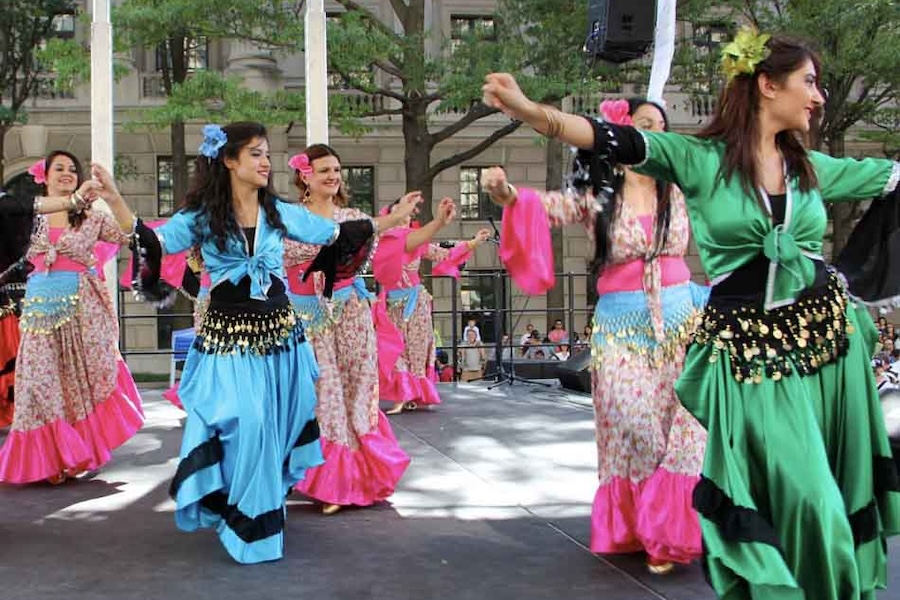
[597,256,691,295]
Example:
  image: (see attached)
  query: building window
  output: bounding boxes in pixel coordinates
[156,294,194,350]
[459,167,502,220]
[51,11,76,39]
[157,156,195,216]
[342,166,375,216]
[450,15,496,54]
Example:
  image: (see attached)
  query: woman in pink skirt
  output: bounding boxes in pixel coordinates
[0,155,142,484]
[372,201,490,415]
[483,99,708,574]
[284,144,419,515]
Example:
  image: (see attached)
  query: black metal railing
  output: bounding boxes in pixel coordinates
[117,271,596,381]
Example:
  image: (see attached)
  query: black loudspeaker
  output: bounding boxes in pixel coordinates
[556,348,592,394]
[585,0,657,63]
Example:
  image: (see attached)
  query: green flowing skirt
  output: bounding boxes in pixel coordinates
[677,301,900,600]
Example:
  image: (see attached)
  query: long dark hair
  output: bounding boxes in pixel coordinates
[696,35,820,206]
[181,122,286,251]
[591,99,673,274]
[42,150,87,228]
[292,143,350,207]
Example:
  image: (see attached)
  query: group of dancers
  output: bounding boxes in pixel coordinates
[0,26,898,599]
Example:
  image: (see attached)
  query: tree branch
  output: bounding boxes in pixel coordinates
[427,120,523,180]
[372,58,405,82]
[360,106,404,118]
[388,0,409,23]
[334,0,402,43]
[430,103,498,146]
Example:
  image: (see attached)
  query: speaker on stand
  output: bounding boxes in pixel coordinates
[585,0,657,63]
[555,348,592,394]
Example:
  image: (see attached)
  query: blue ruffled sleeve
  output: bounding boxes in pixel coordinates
[156,209,200,255]
[276,201,340,245]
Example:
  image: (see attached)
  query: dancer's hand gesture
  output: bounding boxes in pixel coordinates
[393,191,423,222]
[482,167,517,205]
[436,197,457,226]
[468,228,493,250]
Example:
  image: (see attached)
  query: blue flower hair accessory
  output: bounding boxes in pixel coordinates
[199,124,227,159]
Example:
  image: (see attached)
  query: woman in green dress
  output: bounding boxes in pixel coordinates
[482,30,899,600]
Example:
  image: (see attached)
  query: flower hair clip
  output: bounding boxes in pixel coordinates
[598,99,633,126]
[199,124,227,159]
[288,153,313,177]
[28,159,47,184]
[721,26,771,82]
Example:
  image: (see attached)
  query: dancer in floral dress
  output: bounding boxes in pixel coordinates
[0,156,142,484]
[0,163,107,428]
[483,99,708,574]
[372,202,491,415]
[284,144,419,515]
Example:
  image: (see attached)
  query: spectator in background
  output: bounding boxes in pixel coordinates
[519,323,535,347]
[458,329,486,382]
[435,350,454,383]
[548,319,569,351]
[554,344,571,361]
[463,317,482,343]
[886,323,898,344]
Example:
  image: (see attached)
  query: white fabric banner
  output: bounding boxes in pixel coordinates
[647,0,677,105]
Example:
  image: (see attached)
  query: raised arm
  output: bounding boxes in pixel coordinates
[90,163,136,233]
[481,167,597,230]
[404,197,456,253]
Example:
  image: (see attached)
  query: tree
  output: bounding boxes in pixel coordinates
[325,0,538,222]
[676,0,900,257]
[114,0,306,211]
[0,0,82,183]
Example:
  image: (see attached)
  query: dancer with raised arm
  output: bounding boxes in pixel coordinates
[483,98,707,574]
[482,29,899,599]
[131,122,376,563]
[372,197,491,415]
[284,144,415,515]
[0,154,143,485]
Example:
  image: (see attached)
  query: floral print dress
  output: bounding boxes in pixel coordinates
[534,187,707,564]
[0,211,144,483]
[285,206,410,506]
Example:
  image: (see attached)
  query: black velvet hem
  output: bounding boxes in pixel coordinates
[693,476,784,551]
[0,357,15,378]
[168,436,224,498]
[293,418,320,449]
[199,491,284,544]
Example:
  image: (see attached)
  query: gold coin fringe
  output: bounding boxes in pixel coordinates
[695,275,852,383]
[197,304,304,355]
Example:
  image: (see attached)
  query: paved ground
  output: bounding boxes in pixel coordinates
[1,381,897,600]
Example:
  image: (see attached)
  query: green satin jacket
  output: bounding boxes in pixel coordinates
[634,131,900,309]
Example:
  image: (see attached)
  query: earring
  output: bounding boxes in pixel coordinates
[302,187,311,203]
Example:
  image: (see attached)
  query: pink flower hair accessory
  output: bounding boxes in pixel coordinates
[599,99,633,127]
[288,153,313,177]
[28,159,47,185]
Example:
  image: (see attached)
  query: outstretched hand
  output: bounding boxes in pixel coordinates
[482,73,533,121]
[482,167,516,205]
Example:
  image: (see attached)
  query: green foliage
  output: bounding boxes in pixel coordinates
[0,0,81,126]
[113,0,304,50]
[674,0,900,151]
[126,70,304,131]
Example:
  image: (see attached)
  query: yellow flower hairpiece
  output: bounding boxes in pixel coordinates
[721,26,771,82]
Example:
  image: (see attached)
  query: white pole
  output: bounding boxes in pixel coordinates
[91,0,118,312]
[305,0,329,144]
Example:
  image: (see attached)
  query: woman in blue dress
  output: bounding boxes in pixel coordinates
[126,122,384,564]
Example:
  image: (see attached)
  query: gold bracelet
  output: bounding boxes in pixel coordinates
[68,194,79,212]
[541,106,565,138]
[33,197,43,214]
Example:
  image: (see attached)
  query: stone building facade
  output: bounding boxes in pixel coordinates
[2,1,890,373]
